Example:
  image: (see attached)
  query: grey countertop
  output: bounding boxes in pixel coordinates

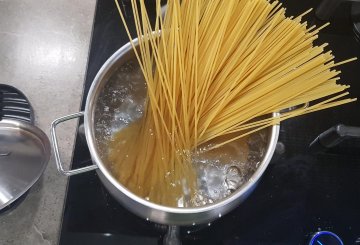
[0,0,96,244]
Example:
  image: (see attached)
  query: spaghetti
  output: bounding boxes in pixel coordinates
[109,0,357,206]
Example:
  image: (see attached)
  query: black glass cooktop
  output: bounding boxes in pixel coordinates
[59,0,360,244]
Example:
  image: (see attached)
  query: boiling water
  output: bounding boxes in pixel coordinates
[189,131,267,207]
[94,58,269,207]
[94,60,147,155]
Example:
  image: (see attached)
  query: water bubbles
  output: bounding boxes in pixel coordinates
[192,222,196,226]
[177,196,185,207]
[225,166,244,191]
[208,223,211,226]
[104,128,112,136]
[189,129,268,207]
[146,218,149,221]
[145,197,150,201]
[218,213,222,218]
[94,58,147,159]
[190,192,213,207]
[187,231,191,234]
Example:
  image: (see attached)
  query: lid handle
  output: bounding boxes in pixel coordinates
[50,112,98,176]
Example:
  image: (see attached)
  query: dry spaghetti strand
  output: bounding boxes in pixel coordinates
[111,0,357,206]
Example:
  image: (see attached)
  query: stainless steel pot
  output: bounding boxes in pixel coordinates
[50,39,280,226]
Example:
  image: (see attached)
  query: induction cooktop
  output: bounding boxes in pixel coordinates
[59,1,360,244]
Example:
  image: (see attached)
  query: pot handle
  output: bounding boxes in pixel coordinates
[50,111,98,176]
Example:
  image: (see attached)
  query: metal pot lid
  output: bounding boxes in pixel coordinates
[0,119,50,210]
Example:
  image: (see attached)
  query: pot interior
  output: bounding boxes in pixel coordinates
[90,45,277,209]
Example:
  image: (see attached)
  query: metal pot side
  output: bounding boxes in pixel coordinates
[49,40,280,225]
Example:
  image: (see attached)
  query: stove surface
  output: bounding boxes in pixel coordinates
[59,0,360,244]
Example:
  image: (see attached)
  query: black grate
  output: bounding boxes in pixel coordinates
[0,84,34,124]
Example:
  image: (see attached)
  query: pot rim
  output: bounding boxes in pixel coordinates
[84,39,280,214]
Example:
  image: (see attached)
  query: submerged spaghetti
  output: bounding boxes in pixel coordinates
[109,0,357,206]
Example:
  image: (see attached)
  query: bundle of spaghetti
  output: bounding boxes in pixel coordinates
[111,0,357,206]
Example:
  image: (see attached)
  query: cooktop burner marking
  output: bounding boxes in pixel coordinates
[317,240,324,245]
